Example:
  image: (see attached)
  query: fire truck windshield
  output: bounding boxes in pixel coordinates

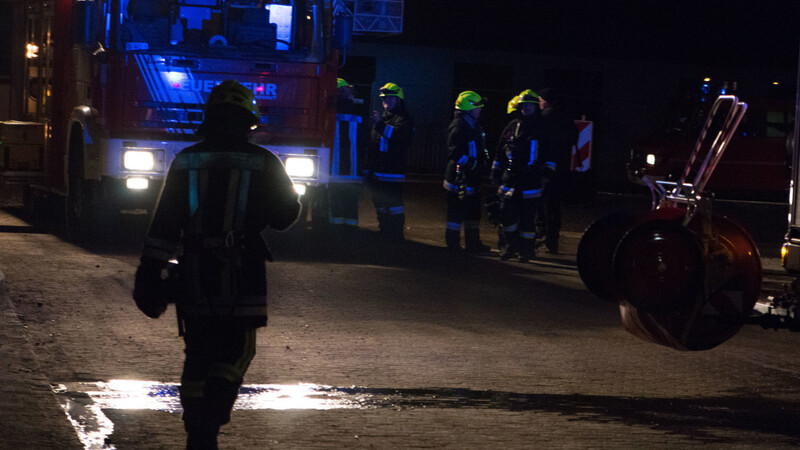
[115,0,325,61]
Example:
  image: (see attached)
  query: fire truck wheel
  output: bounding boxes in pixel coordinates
[65,178,95,242]
[22,185,44,221]
[577,212,635,301]
[613,219,704,313]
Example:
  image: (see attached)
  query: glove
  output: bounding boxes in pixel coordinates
[133,256,169,319]
[498,186,514,198]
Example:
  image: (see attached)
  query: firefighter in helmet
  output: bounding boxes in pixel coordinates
[365,82,415,240]
[133,80,300,449]
[328,78,365,228]
[536,87,578,254]
[492,89,546,262]
[443,90,491,252]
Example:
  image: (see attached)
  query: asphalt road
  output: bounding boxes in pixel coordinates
[1,181,800,449]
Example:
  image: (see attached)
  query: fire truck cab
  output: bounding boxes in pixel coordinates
[1,0,339,240]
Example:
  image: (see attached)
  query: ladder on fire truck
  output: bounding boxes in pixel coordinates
[333,0,403,34]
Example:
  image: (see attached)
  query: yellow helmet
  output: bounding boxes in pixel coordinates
[337,78,352,89]
[507,95,522,114]
[455,91,487,111]
[517,89,539,105]
[378,82,404,100]
[206,80,259,119]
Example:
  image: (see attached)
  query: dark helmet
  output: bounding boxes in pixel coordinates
[206,80,259,119]
[198,80,259,137]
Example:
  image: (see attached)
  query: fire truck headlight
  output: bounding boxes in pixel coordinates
[126,177,149,190]
[646,154,656,166]
[294,184,307,196]
[123,150,156,171]
[284,157,316,178]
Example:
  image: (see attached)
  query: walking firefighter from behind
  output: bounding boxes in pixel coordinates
[133,80,301,449]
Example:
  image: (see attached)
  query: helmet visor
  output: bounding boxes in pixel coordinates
[379,87,402,97]
[471,96,487,108]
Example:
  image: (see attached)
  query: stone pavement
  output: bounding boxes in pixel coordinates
[1,181,798,449]
[0,210,84,447]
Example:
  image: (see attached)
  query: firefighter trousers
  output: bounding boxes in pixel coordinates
[368,178,405,240]
[329,182,362,226]
[445,191,483,250]
[501,196,540,258]
[179,317,257,435]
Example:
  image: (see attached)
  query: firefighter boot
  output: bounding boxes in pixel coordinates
[500,231,519,261]
[186,428,219,450]
[387,213,405,242]
[183,410,220,450]
[446,229,462,251]
[497,225,506,251]
[376,209,388,237]
[519,238,535,263]
[465,227,491,253]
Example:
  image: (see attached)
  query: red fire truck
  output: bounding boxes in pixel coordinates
[627,79,794,202]
[0,0,339,240]
[577,59,800,347]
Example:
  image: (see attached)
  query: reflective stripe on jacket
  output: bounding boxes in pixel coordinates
[144,140,300,323]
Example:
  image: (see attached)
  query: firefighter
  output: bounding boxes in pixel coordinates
[443,90,491,252]
[133,80,300,449]
[492,89,547,262]
[366,82,415,241]
[488,94,523,250]
[329,78,364,228]
[537,87,578,254]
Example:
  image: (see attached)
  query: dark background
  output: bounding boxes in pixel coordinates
[365,0,800,71]
[344,1,800,192]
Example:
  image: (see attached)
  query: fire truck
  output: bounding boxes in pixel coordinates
[627,78,794,203]
[577,48,800,349]
[776,50,800,324]
[0,0,346,241]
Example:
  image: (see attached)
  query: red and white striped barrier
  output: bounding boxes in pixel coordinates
[571,119,593,172]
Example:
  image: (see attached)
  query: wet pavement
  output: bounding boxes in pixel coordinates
[54,378,800,448]
[2,180,800,449]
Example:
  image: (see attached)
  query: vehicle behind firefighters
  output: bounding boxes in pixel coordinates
[0,0,338,240]
[627,79,794,202]
[579,49,800,342]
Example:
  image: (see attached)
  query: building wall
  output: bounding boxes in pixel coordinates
[0,83,9,121]
[347,41,793,191]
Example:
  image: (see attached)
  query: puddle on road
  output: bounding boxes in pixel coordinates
[54,380,522,449]
[53,380,800,449]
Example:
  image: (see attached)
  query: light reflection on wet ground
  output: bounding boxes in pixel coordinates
[53,380,800,449]
[53,380,367,449]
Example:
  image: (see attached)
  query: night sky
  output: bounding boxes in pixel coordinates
[361,1,800,71]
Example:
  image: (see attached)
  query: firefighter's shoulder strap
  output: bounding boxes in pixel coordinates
[172,151,266,235]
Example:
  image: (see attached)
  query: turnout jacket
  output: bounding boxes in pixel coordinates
[444,111,489,195]
[492,114,548,199]
[142,138,300,326]
[366,105,415,182]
